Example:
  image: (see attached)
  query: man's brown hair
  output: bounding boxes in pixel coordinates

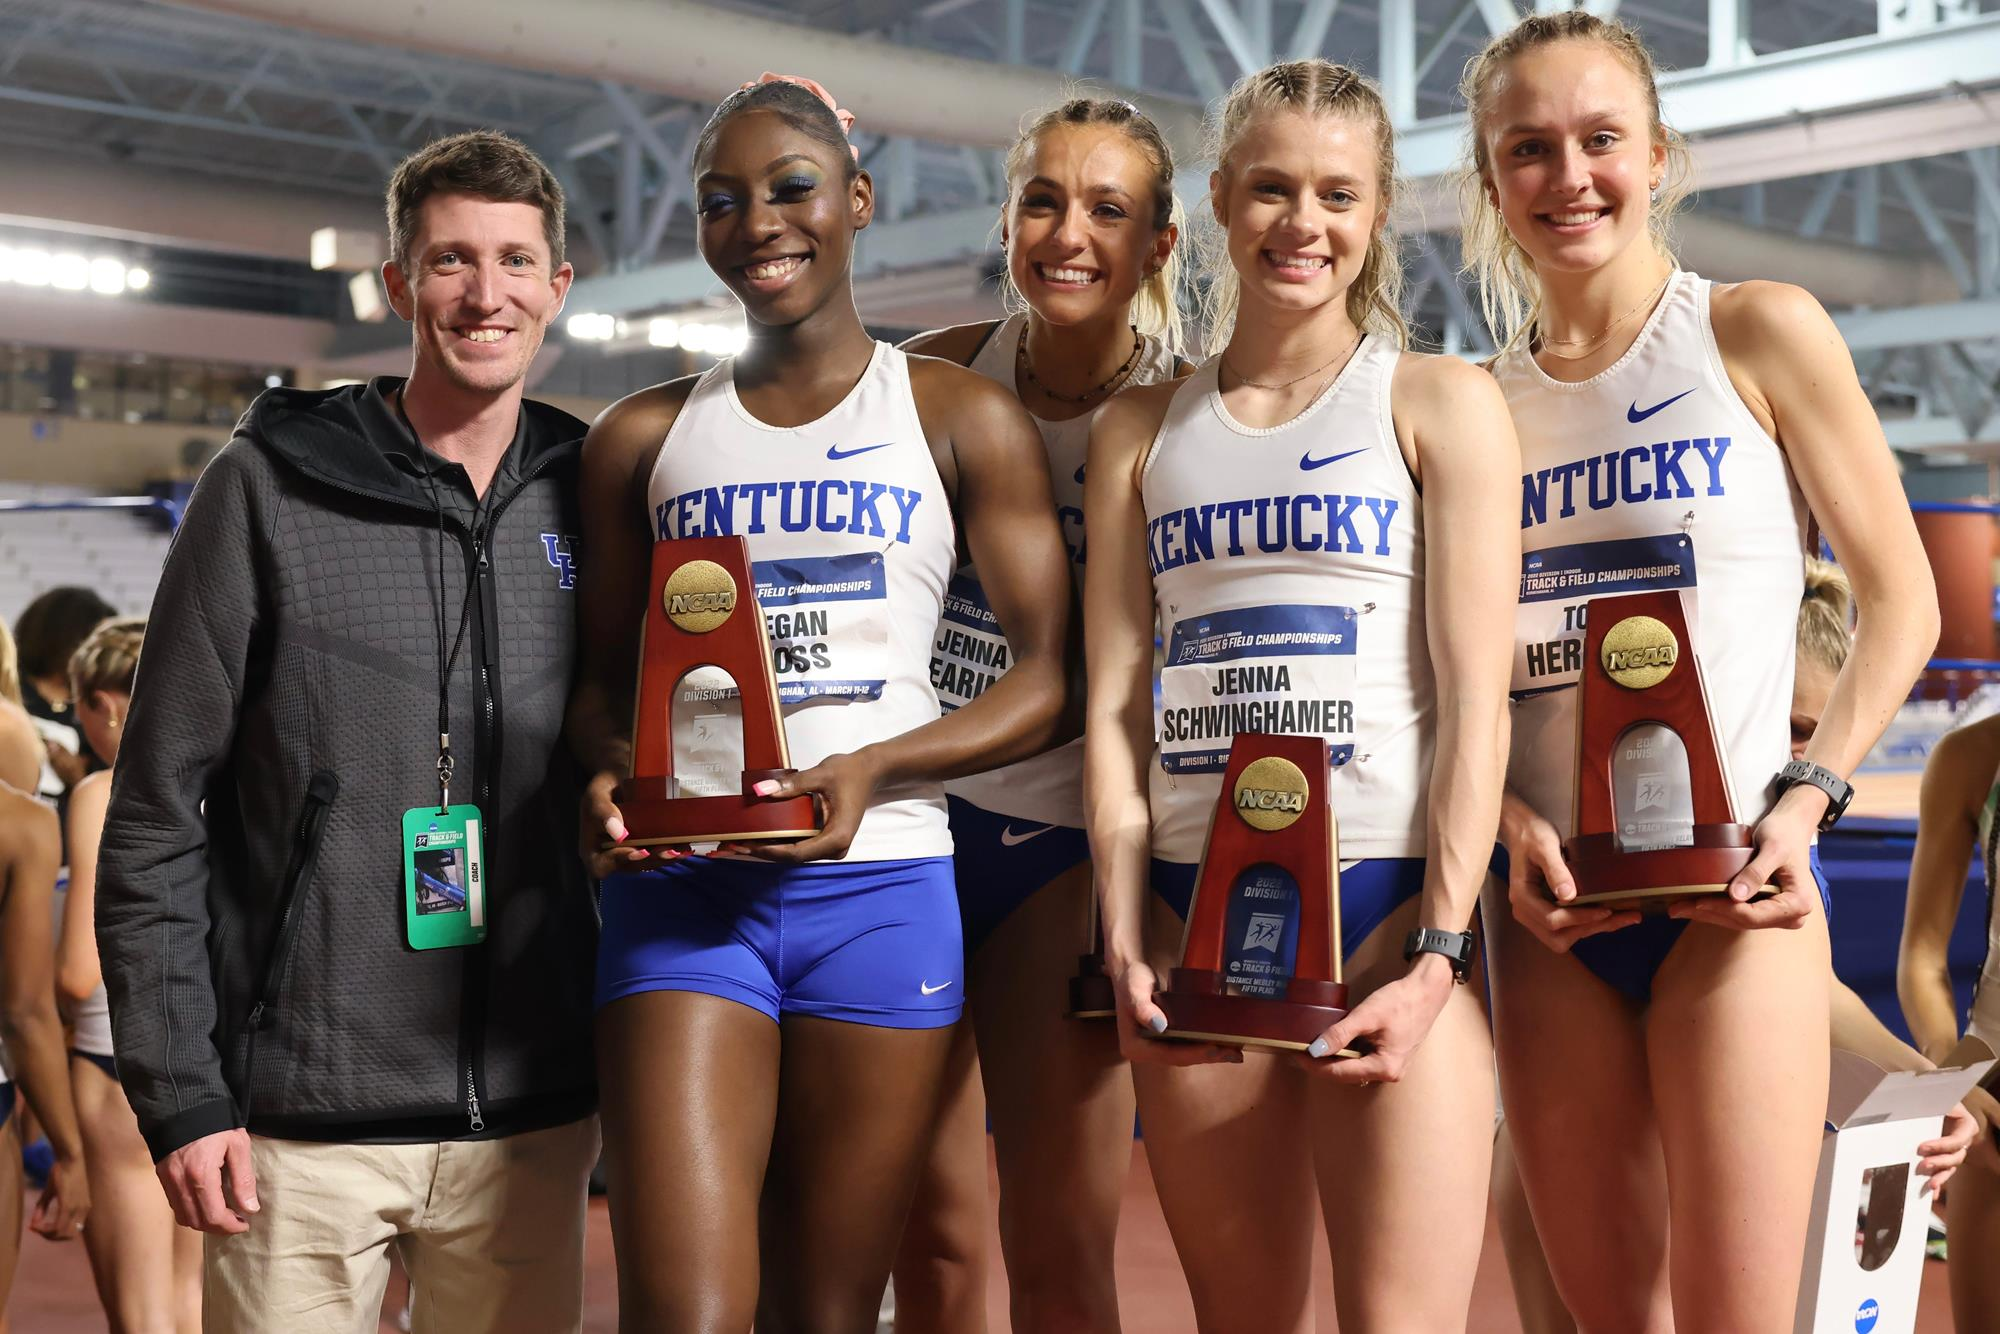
[386,130,567,271]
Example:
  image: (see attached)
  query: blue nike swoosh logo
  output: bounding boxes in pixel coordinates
[827,442,892,461]
[1626,388,1695,424]
[1299,448,1366,471]
[1073,463,1087,484]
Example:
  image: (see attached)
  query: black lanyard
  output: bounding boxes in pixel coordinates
[397,388,478,813]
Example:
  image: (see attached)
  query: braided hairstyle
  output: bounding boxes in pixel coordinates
[1196,60,1408,356]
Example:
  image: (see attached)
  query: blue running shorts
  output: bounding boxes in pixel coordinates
[1150,856,1427,962]
[1487,844,1831,1006]
[597,855,964,1028]
[947,796,1092,956]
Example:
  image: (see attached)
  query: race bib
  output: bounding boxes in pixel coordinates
[1157,604,1358,776]
[673,551,893,795]
[1513,534,1698,699]
[930,570,1008,714]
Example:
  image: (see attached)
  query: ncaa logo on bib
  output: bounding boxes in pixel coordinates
[661,559,738,634]
[1854,1297,1879,1333]
[1600,615,1679,690]
[1233,756,1310,832]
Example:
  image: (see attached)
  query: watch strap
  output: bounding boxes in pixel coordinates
[1404,927,1475,982]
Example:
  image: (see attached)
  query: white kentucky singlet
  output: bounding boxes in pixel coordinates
[1969,758,2000,1047]
[1143,335,1430,865]
[936,313,1179,827]
[647,342,956,862]
[1494,270,1807,840]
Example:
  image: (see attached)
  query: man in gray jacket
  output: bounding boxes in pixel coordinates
[97,131,599,1333]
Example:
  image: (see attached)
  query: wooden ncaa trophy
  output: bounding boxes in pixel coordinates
[1564,588,1761,910]
[613,536,821,847]
[1156,734,1349,1050]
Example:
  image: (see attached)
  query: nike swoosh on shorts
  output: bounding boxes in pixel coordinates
[920,980,954,996]
[1000,824,1053,846]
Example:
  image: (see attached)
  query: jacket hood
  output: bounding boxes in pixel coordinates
[234,378,585,509]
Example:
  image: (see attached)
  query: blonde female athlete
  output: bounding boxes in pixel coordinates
[1467,13,1937,1330]
[1086,60,1515,1333]
[892,97,1186,1334]
[60,618,203,1334]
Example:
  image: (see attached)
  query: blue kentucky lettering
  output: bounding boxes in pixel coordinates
[539,532,578,589]
[1147,492,1398,574]
[654,479,925,544]
[1520,436,1731,530]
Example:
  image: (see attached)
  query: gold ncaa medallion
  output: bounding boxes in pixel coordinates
[661,559,738,634]
[1233,755,1310,832]
[1600,615,1679,690]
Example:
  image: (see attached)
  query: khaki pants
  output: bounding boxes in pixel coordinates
[203,1117,599,1334]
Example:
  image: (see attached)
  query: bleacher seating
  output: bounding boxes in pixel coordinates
[0,484,175,628]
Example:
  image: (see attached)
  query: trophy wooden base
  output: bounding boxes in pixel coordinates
[1067,952,1115,1021]
[612,767,820,848]
[1157,967,1350,1052]
[1563,826,1766,913]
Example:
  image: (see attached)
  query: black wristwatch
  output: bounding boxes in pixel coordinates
[1771,759,1854,832]
[1404,928,1475,983]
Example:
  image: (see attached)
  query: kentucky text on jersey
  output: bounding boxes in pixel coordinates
[1147,492,1400,574]
[653,478,926,544]
[1520,437,1731,531]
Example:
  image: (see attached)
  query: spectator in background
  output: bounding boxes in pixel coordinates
[95,130,598,1334]
[60,617,201,1334]
[0,651,93,1315]
[13,585,115,798]
[1898,691,2000,1327]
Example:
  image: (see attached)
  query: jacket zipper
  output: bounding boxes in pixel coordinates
[295,461,555,1135]
[242,770,340,1121]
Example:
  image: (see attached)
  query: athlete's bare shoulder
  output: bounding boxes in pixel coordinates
[1095,377,1181,438]
[1707,279,1834,353]
[900,320,1002,366]
[0,781,57,864]
[582,373,705,486]
[1391,348,1500,406]
[1927,713,2000,794]
[0,700,39,794]
[905,352,1029,432]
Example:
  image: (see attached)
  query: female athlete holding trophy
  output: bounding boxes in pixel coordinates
[892,98,1188,1333]
[567,75,1074,1333]
[1466,13,1936,1329]
[1084,59,1517,1331]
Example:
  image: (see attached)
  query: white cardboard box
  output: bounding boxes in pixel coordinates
[1793,1046,1993,1334]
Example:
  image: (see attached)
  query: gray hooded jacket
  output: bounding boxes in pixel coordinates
[97,378,597,1160]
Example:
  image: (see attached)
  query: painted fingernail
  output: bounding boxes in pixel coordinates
[607,818,628,842]
[1147,1013,1167,1034]
[1308,1036,1331,1058]
[752,780,781,797]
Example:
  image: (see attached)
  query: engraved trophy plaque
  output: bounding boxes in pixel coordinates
[1564,589,1761,911]
[613,536,821,847]
[1156,734,1349,1050]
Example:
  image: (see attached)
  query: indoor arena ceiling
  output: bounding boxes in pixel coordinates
[1,0,1997,449]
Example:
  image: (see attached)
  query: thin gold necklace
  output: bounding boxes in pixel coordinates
[1536,272,1672,362]
[1222,327,1363,392]
[1016,323,1142,404]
